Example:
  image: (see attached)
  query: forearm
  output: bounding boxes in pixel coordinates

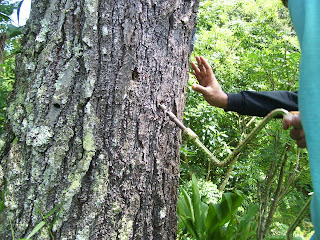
[225,91,298,117]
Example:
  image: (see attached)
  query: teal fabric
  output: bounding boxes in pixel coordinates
[289,0,320,238]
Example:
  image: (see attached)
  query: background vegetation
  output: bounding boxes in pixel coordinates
[179,0,313,239]
[0,0,314,239]
[0,0,22,133]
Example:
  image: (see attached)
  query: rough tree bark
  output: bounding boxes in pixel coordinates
[0,0,199,239]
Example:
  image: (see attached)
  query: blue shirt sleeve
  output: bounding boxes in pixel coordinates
[289,1,320,238]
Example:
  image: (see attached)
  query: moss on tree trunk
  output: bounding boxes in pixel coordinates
[0,0,199,239]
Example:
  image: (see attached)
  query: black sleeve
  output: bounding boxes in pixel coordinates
[226,91,298,117]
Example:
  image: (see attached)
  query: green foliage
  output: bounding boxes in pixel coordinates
[0,37,19,133]
[177,176,257,240]
[0,178,7,214]
[0,1,25,132]
[193,0,299,93]
[10,203,61,240]
[0,1,24,35]
[0,1,16,23]
[24,221,46,240]
[181,0,312,238]
[180,178,220,205]
[6,24,23,38]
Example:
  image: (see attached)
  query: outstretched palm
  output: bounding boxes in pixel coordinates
[191,56,228,109]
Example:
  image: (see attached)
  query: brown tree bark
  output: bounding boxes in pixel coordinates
[0,0,199,239]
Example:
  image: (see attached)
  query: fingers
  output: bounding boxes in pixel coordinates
[192,83,207,94]
[290,128,306,148]
[191,56,211,75]
[291,114,303,129]
[283,113,306,148]
[283,114,293,130]
[297,138,307,148]
[199,56,211,70]
[290,128,305,141]
[191,61,199,73]
[196,56,206,74]
[283,113,302,130]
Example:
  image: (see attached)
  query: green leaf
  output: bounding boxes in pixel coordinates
[6,24,23,39]
[0,178,7,214]
[191,175,208,239]
[49,206,62,229]
[178,188,198,239]
[223,192,233,212]
[238,204,258,232]
[9,218,15,240]
[44,203,62,219]
[12,137,18,145]
[180,147,197,155]
[26,221,46,239]
[206,191,245,239]
[213,203,222,222]
[206,203,222,239]
[179,215,198,239]
[0,12,10,21]
[0,2,16,21]
[224,214,237,240]
[178,188,195,222]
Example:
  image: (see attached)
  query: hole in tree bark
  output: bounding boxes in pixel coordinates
[132,68,139,81]
[53,103,61,109]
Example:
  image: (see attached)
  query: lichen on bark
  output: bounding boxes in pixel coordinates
[0,0,199,239]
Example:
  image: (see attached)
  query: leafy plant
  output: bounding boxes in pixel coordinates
[182,0,312,237]
[0,178,7,214]
[0,46,16,132]
[9,203,61,240]
[0,0,25,132]
[177,175,257,240]
[0,0,24,35]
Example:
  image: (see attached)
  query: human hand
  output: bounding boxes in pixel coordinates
[191,56,228,109]
[283,112,306,148]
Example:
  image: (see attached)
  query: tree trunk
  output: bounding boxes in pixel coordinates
[0,0,199,239]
